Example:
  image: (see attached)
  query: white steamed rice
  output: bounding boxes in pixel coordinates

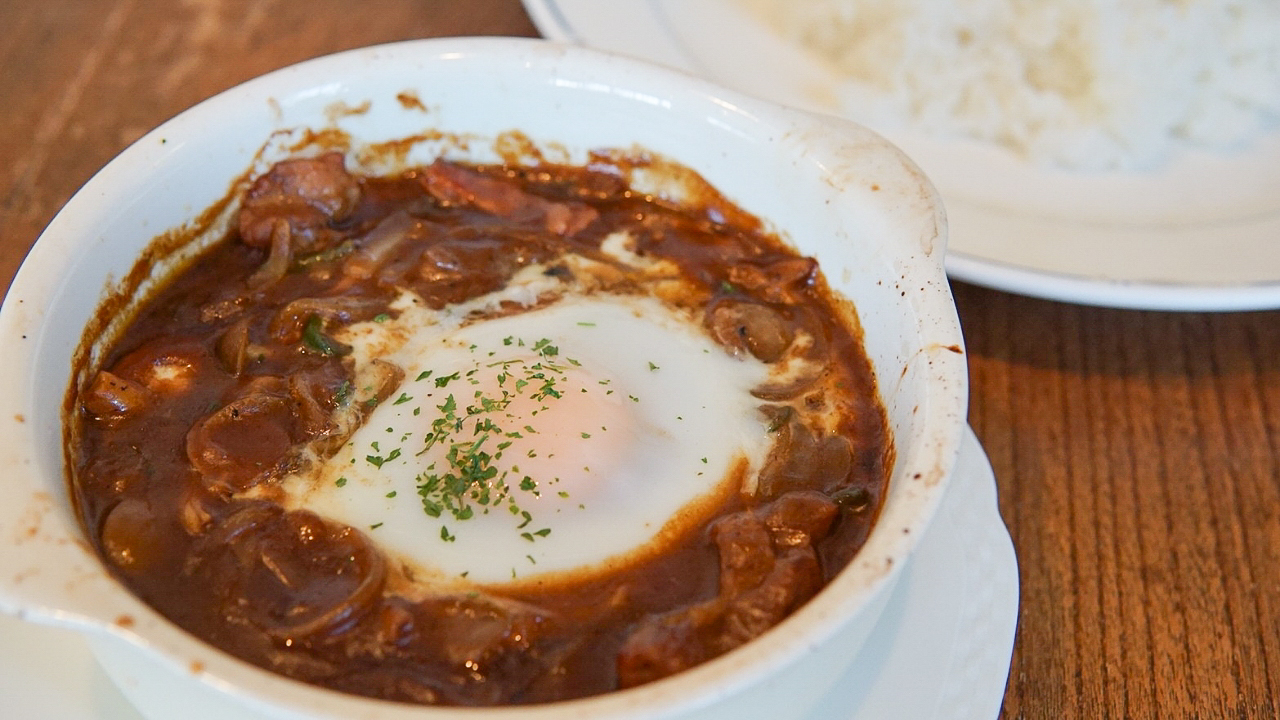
[736,0,1280,170]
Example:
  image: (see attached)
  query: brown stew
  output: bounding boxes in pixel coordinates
[71,152,891,705]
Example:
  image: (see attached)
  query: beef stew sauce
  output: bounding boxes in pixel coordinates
[70,150,891,706]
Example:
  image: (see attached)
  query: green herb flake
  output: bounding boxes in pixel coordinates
[333,381,353,406]
[301,315,352,357]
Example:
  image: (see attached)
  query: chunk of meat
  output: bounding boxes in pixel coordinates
[615,491,838,687]
[318,593,560,706]
[611,602,720,688]
[422,160,598,236]
[727,256,818,305]
[757,418,855,498]
[412,231,561,308]
[708,511,774,596]
[238,152,361,252]
[761,490,840,547]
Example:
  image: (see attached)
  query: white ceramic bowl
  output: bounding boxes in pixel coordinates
[0,37,965,720]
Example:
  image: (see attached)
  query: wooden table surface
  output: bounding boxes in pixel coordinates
[3,1,1277,718]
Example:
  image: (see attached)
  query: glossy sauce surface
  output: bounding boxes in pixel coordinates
[71,153,890,705]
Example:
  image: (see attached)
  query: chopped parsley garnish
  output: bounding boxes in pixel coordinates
[301,315,351,357]
[384,336,594,539]
[333,380,353,406]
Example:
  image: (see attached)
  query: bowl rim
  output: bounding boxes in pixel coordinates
[0,35,967,719]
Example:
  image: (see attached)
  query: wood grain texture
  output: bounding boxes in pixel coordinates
[1,1,1277,718]
[957,284,1280,718]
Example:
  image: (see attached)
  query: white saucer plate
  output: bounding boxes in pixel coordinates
[524,0,1280,311]
[0,427,1016,719]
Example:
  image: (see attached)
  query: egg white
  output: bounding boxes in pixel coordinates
[278,285,774,586]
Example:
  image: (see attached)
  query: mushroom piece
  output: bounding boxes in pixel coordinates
[82,370,152,422]
[185,382,300,493]
[704,298,795,363]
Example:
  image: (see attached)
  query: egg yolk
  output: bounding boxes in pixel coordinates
[412,341,632,516]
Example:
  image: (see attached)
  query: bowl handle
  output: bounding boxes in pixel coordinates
[0,483,140,632]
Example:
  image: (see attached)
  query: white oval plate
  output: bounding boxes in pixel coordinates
[524,0,1280,311]
[0,428,1017,720]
